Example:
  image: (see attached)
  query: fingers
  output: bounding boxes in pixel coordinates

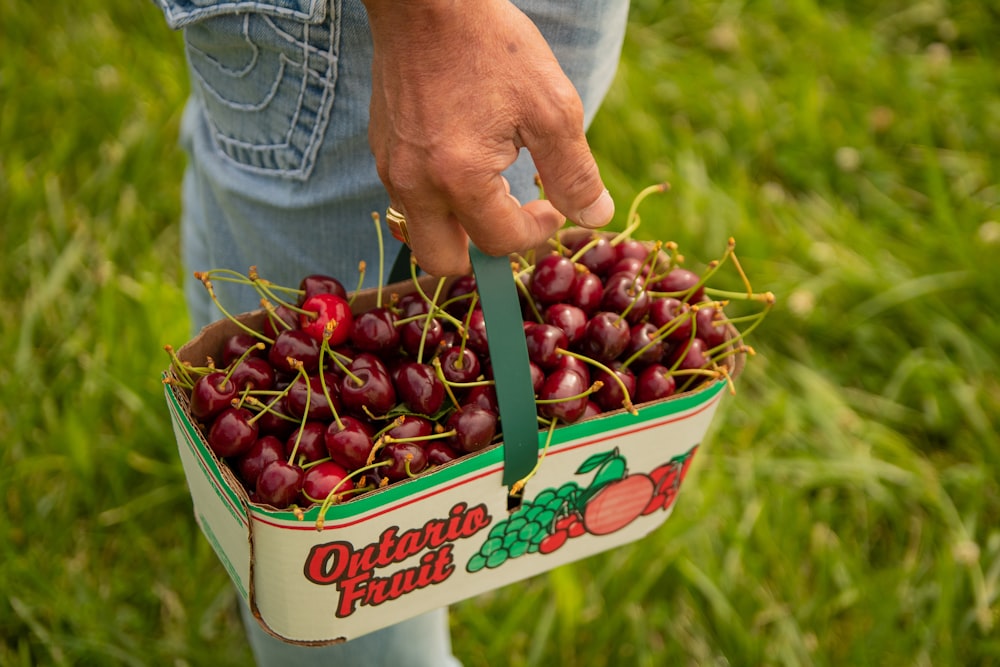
[391,175,566,277]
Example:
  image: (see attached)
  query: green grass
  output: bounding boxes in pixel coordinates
[2,1,998,665]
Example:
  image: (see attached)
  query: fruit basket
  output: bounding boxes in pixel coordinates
[163,199,769,644]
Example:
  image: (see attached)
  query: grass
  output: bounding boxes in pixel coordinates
[2,0,998,665]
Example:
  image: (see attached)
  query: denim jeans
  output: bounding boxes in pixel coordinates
[157,0,629,663]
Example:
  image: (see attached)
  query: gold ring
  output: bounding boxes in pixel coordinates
[385,206,411,246]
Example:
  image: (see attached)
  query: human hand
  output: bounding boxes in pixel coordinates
[363,0,615,276]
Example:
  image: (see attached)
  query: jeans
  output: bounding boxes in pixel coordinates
[158,0,629,663]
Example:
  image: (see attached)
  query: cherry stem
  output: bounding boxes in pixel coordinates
[611,182,670,245]
[284,360,310,464]
[370,212,387,309]
[534,380,605,406]
[431,357,465,411]
[318,335,345,431]
[164,345,196,387]
[513,270,544,323]
[195,272,274,344]
[417,278,447,364]
[382,429,456,446]
[510,417,558,497]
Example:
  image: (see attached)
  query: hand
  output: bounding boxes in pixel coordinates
[363,0,615,276]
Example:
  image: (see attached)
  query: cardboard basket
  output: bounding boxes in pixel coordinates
[164,241,744,645]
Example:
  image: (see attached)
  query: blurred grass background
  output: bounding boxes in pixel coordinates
[1,0,998,665]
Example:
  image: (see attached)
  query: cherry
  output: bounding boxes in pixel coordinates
[524,323,569,370]
[256,459,305,508]
[544,303,587,345]
[625,321,666,366]
[445,275,478,319]
[648,297,694,342]
[189,371,238,421]
[298,274,348,304]
[236,435,285,491]
[652,267,706,303]
[571,235,616,276]
[221,333,266,367]
[268,329,320,374]
[462,384,498,414]
[300,293,353,345]
[445,406,498,453]
[530,253,577,305]
[528,361,545,392]
[261,304,299,339]
[695,305,730,349]
[614,238,650,263]
[207,406,259,458]
[340,365,397,416]
[577,311,630,364]
[378,441,427,481]
[570,270,604,315]
[668,337,713,372]
[349,352,390,377]
[592,361,636,412]
[438,346,482,384]
[285,373,340,421]
[325,416,376,470]
[300,460,354,506]
[601,272,650,324]
[395,362,446,415]
[286,421,329,465]
[386,414,436,441]
[350,307,400,353]
[464,309,490,355]
[553,353,591,383]
[229,356,276,392]
[400,317,444,358]
[397,292,431,318]
[635,363,677,403]
[607,256,646,280]
[424,441,460,466]
[537,368,591,423]
[254,396,297,439]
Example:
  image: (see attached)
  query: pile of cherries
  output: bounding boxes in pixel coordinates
[167,225,769,515]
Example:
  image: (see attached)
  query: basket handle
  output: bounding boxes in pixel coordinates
[389,244,540,486]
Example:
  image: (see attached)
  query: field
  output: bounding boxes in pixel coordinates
[2,1,998,665]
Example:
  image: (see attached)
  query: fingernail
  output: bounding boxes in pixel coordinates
[577,189,614,228]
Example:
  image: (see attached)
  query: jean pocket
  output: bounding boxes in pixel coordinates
[157,0,340,180]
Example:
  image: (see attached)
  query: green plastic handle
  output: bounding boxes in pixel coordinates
[467,247,540,486]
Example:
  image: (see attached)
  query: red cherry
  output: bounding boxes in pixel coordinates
[189,371,238,421]
[298,274,348,304]
[652,267,705,303]
[221,333,266,367]
[648,297,694,342]
[268,329,320,374]
[378,441,428,481]
[635,363,677,403]
[229,356,276,392]
[424,441,461,466]
[544,303,588,345]
[577,311,630,364]
[524,323,569,370]
[537,368,590,423]
[445,406,498,453]
[349,306,400,353]
[286,421,329,465]
[395,362,446,415]
[570,271,604,314]
[300,293,353,345]
[261,304,299,339]
[570,235,616,276]
[236,435,285,491]
[325,416,376,470]
[300,460,354,506]
[207,407,259,458]
[592,361,636,413]
[530,253,577,305]
[256,460,305,508]
[438,346,482,384]
[695,305,730,349]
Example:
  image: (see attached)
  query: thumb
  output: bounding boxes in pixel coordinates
[528,132,615,229]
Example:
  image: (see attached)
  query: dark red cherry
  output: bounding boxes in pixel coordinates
[462,384,498,414]
[601,272,650,324]
[261,304,299,339]
[350,307,400,353]
[424,441,461,466]
[668,337,713,372]
[652,267,705,303]
[445,275,478,319]
[570,271,604,315]
[537,368,591,424]
[340,366,397,417]
[614,238,649,263]
[544,303,588,345]
[648,297,694,342]
[298,274,348,304]
[395,362,446,415]
[221,333,266,367]
[378,441,428,481]
[524,323,569,370]
[286,421,329,465]
[635,363,677,403]
[439,346,482,384]
[325,416,376,470]
[464,309,490,355]
[254,396,297,439]
[592,361,636,413]
[445,406,498,453]
[300,460,354,506]
[256,460,304,508]
[386,414,435,442]
[577,312,630,363]
[229,356,277,392]
[695,306,730,349]
[626,321,666,366]
[530,253,577,305]
[400,317,444,358]
[190,371,238,421]
[207,407,259,458]
[268,329,321,374]
[571,235,616,277]
[236,435,285,491]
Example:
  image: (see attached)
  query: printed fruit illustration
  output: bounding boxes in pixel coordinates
[581,474,656,536]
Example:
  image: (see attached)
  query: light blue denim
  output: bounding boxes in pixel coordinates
[157,0,628,664]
